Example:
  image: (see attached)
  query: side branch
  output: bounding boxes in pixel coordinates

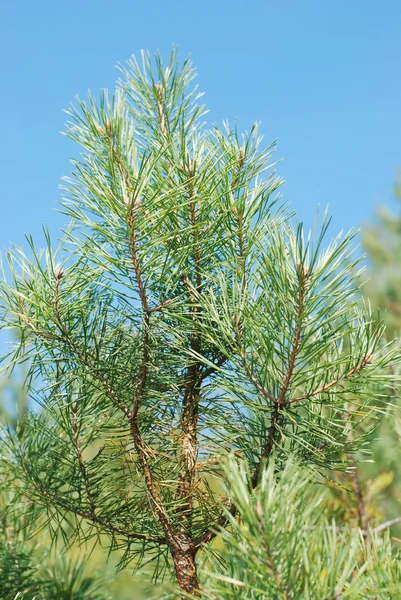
[251,263,308,486]
[127,203,175,543]
[232,147,247,292]
[237,345,278,404]
[39,491,166,544]
[278,263,308,405]
[113,139,178,548]
[20,289,130,418]
[289,354,374,405]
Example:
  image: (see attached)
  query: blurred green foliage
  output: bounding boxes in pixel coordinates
[358,172,401,536]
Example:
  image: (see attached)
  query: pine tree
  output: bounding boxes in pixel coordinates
[0,49,398,597]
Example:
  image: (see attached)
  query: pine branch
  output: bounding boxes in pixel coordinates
[175,164,202,524]
[18,297,130,418]
[43,493,166,544]
[237,344,278,404]
[255,502,289,599]
[277,263,308,405]
[371,516,401,535]
[249,264,308,487]
[71,403,96,515]
[96,121,180,552]
[289,353,374,405]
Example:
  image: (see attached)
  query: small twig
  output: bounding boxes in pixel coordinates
[20,300,130,419]
[278,263,308,405]
[237,345,278,404]
[146,298,173,314]
[289,354,374,405]
[37,487,166,544]
[250,264,308,487]
[201,354,229,380]
[370,516,401,535]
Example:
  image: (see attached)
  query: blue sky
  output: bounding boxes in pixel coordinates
[1,0,401,253]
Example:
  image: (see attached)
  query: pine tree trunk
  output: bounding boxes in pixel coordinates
[171,536,200,597]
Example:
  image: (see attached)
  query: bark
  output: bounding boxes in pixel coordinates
[171,535,200,597]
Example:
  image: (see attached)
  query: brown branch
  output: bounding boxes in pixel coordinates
[175,167,202,522]
[38,489,166,544]
[126,200,176,545]
[289,353,374,405]
[232,148,247,293]
[106,127,180,551]
[104,123,175,544]
[250,264,308,487]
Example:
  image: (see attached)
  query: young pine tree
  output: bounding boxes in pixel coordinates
[0,50,398,597]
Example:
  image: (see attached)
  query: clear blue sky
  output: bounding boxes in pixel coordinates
[1,0,401,253]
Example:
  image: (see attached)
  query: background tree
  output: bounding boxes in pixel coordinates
[0,50,399,597]
[363,172,401,338]
[351,172,401,535]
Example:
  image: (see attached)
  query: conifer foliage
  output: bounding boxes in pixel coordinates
[0,50,399,596]
[363,174,401,339]
[196,457,401,600]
